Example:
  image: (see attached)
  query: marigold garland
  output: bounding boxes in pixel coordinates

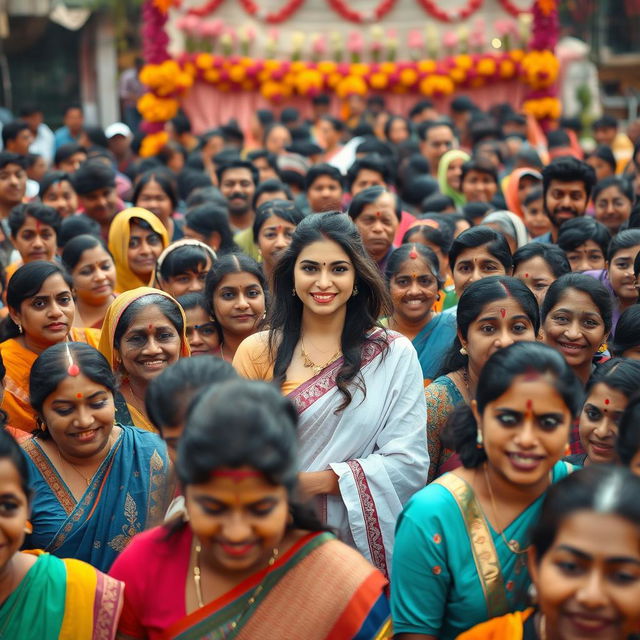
[327,0,398,23]
[162,49,533,103]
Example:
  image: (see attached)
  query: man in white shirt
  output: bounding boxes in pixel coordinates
[20,105,55,165]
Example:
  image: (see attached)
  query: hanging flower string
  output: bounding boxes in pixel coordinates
[521,0,561,125]
[239,0,305,23]
[415,0,483,22]
[326,0,398,24]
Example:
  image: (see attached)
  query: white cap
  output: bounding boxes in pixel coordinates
[105,122,132,139]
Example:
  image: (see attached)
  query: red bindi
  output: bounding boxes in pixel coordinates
[148,324,153,331]
[604,398,610,405]
[35,220,41,233]
[500,308,506,318]
[375,210,381,217]
[524,273,529,278]
[276,224,282,232]
[526,399,533,410]
[76,392,83,399]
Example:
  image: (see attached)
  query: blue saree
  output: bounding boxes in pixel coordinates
[22,424,171,572]
[412,313,457,386]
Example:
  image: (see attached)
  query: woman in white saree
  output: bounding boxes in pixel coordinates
[234,211,428,577]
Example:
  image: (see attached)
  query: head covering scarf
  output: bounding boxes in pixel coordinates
[108,207,169,293]
[98,287,190,373]
[482,210,531,249]
[437,149,471,207]
[503,168,543,219]
[154,238,217,290]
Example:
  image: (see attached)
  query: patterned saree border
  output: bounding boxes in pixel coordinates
[22,438,75,515]
[164,532,333,640]
[51,436,123,552]
[346,460,389,579]
[433,474,509,619]
[93,571,125,640]
[288,329,398,414]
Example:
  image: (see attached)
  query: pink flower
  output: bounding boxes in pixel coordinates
[495,18,518,38]
[408,29,424,50]
[312,35,328,55]
[469,17,486,48]
[443,31,458,49]
[347,30,364,53]
[198,19,224,38]
[177,14,199,35]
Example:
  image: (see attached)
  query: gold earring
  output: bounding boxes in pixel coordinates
[351,286,359,297]
[459,346,468,356]
[23,521,33,535]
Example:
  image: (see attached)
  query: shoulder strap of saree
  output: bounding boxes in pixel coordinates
[433,473,510,618]
[22,438,76,515]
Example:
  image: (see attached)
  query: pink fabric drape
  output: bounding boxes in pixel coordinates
[181,80,526,136]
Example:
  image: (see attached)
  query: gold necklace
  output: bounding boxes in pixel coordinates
[58,450,92,487]
[483,463,530,555]
[300,339,341,375]
[193,541,279,625]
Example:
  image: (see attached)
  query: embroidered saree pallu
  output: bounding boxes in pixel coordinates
[162,532,392,640]
[22,424,171,572]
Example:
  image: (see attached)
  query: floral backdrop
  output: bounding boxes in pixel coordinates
[138,0,560,156]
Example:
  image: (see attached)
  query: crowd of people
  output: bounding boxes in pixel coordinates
[0,91,639,639]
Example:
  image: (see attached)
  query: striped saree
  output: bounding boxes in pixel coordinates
[162,532,391,640]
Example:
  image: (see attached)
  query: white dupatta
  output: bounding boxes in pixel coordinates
[288,329,428,577]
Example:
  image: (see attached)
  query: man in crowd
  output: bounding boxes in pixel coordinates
[70,161,120,240]
[536,156,596,243]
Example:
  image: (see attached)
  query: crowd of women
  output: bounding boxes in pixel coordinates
[0,96,640,639]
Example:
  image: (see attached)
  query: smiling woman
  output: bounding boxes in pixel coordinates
[458,465,640,640]
[107,207,169,293]
[392,342,583,640]
[22,342,171,573]
[233,212,428,577]
[98,288,190,432]
[0,261,100,435]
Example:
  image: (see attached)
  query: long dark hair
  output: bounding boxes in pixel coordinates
[446,341,583,468]
[438,276,540,376]
[268,212,391,411]
[531,465,640,562]
[176,379,325,532]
